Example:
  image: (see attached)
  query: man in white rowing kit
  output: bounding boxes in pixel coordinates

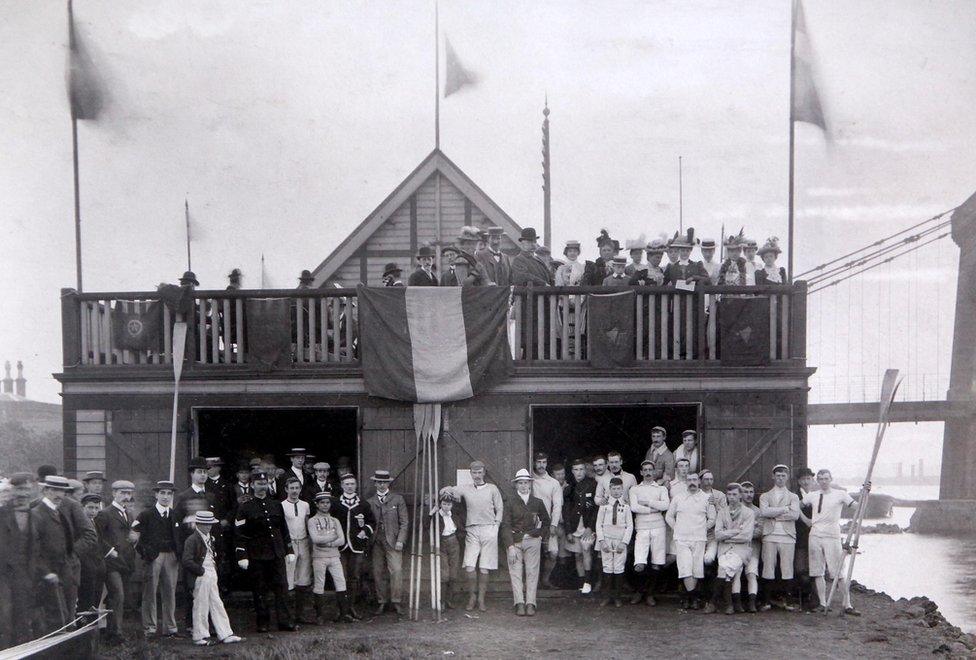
[759,464,801,611]
[629,459,670,605]
[801,469,868,616]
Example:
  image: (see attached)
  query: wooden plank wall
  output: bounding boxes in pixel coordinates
[329,173,519,287]
[106,408,187,484]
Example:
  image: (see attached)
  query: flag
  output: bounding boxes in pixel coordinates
[67,0,105,121]
[587,291,635,368]
[245,298,292,370]
[444,36,478,97]
[357,286,511,402]
[719,298,771,366]
[792,0,826,131]
[112,300,162,351]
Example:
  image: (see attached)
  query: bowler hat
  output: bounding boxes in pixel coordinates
[416,245,435,258]
[179,271,199,286]
[299,269,315,284]
[383,262,402,278]
[519,227,539,242]
[188,457,208,471]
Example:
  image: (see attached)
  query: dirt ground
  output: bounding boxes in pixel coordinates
[88,583,975,660]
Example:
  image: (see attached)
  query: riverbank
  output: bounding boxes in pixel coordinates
[94,584,974,659]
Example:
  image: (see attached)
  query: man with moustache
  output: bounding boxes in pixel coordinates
[95,480,137,644]
[0,473,37,647]
[628,460,670,606]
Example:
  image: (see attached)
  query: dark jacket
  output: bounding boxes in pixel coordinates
[331,496,375,554]
[629,265,665,286]
[511,251,553,286]
[182,530,222,591]
[204,477,235,520]
[475,248,512,286]
[563,477,598,534]
[133,506,182,562]
[367,491,410,549]
[585,258,611,286]
[30,501,71,579]
[303,478,337,504]
[755,267,788,285]
[174,486,224,544]
[407,268,438,286]
[0,504,36,579]
[663,261,710,286]
[234,495,293,561]
[94,504,135,575]
[501,492,551,548]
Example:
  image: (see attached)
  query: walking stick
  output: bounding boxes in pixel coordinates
[825,369,900,612]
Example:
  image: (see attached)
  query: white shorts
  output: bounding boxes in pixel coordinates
[746,541,761,576]
[704,538,718,564]
[717,545,752,579]
[286,537,312,589]
[600,540,628,574]
[761,539,795,580]
[633,527,667,567]
[808,535,843,578]
[463,525,499,571]
[674,540,706,579]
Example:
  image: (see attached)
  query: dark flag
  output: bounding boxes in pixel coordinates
[245,298,292,370]
[792,0,826,131]
[357,286,511,402]
[444,36,478,97]
[67,0,105,121]
[112,301,162,351]
[588,291,635,368]
[719,298,771,366]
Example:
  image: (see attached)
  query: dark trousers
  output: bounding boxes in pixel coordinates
[77,559,105,613]
[0,571,34,648]
[104,570,126,636]
[340,551,367,603]
[249,558,293,629]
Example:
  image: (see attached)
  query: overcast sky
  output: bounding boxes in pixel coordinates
[1,0,973,474]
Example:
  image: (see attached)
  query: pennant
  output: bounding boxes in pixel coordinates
[588,291,635,368]
[112,300,162,351]
[719,298,771,366]
[67,0,105,121]
[358,286,511,402]
[792,0,826,131]
[444,36,478,97]
[245,298,292,370]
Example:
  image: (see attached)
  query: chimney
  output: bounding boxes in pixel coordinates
[1,361,11,394]
[14,361,25,398]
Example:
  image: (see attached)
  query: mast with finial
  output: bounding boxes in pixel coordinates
[542,96,551,249]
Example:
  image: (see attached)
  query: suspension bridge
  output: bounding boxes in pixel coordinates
[801,189,976,499]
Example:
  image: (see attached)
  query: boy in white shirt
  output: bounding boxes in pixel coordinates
[801,469,867,616]
[595,478,633,608]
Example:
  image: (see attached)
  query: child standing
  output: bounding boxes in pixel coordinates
[595,477,633,607]
[182,511,242,646]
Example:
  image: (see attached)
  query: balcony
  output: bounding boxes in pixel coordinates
[60,284,807,378]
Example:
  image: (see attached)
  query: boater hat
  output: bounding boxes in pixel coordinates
[286,448,307,456]
[563,240,581,256]
[370,470,393,482]
[700,239,716,249]
[487,227,505,237]
[205,456,224,466]
[42,476,73,491]
[195,511,217,525]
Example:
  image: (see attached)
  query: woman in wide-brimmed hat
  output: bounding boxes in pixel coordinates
[755,237,788,284]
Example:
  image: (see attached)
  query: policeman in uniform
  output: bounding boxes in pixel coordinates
[234,471,298,633]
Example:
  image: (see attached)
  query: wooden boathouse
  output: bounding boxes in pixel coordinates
[56,149,812,494]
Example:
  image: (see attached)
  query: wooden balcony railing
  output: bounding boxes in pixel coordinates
[60,283,806,372]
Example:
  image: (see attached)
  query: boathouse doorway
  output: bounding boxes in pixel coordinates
[195,407,359,477]
[530,404,701,474]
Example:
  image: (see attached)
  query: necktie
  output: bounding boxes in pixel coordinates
[379,494,386,504]
[612,500,618,525]
[163,509,168,520]
[206,535,214,559]
[293,502,299,516]
[818,493,824,514]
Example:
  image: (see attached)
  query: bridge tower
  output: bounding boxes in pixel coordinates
[940,190,976,499]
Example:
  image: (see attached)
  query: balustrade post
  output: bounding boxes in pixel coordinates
[61,288,82,367]
[523,285,534,361]
[790,281,808,361]
[695,288,707,360]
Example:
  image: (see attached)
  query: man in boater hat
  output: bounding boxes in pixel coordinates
[502,469,551,616]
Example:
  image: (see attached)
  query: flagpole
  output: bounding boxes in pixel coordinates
[184,197,192,272]
[678,156,684,234]
[788,0,797,282]
[542,96,551,249]
[434,0,440,150]
[69,0,83,292]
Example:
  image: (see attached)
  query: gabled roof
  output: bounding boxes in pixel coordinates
[311,149,523,286]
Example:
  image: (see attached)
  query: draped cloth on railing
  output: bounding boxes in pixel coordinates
[244,298,292,370]
[357,286,512,402]
[588,290,636,367]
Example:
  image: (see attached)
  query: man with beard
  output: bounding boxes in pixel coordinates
[235,472,298,633]
[475,226,512,286]
[530,452,563,589]
[0,473,36,648]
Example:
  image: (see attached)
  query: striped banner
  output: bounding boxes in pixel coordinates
[357,286,512,402]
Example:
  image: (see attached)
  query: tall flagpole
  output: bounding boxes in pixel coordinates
[434,0,440,150]
[787,0,797,282]
[184,197,192,272]
[69,0,83,292]
[678,156,684,234]
[542,96,551,249]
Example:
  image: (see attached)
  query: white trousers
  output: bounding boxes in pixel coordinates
[192,565,234,642]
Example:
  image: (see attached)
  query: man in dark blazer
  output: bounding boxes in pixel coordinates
[77,493,106,617]
[407,245,439,286]
[501,470,551,617]
[367,470,409,615]
[476,226,512,286]
[30,476,77,635]
[0,473,37,647]
[94,480,136,644]
[303,461,336,504]
[205,456,235,522]
[132,480,182,637]
[175,457,225,539]
[511,228,553,286]
[332,472,374,615]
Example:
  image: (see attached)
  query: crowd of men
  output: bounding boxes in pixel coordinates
[0,433,863,650]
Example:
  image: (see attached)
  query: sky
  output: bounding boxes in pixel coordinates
[1,0,974,476]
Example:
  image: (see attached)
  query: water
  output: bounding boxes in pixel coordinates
[842,483,976,632]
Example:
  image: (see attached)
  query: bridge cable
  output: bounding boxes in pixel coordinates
[807,230,951,295]
[796,206,956,279]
